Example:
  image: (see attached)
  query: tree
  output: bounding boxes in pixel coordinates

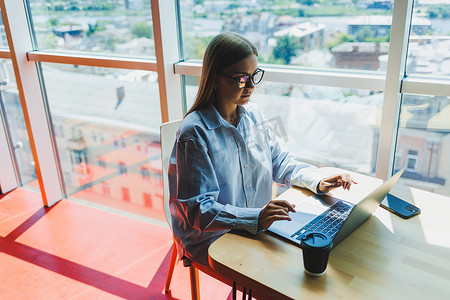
[273,35,300,65]
[49,18,58,27]
[355,27,375,42]
[258,54,285,65]
[86,23,98,37]
[355,28,390,43]
[296,0,319,6]
[427,5,450,18]
[41,33,58,49]
[101,38,116,51]
[325,32,355,50]
[183,34,212,59]
[54,4,64,11]
[131,22,153,39]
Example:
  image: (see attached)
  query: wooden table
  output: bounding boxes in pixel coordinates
[208,168,450,300]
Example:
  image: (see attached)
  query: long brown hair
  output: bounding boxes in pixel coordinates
[185,32,258,116]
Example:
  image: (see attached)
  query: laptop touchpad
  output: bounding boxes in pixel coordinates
[289,202,328,227]
[268,201,329,235]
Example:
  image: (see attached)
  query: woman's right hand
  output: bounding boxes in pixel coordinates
[258,199,296,231]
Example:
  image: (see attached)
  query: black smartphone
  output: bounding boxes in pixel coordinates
[380,193,421,219]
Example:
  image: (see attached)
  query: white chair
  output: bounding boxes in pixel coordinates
[160,120,200,297]
[160,120,244,300]
[160,119,182,235]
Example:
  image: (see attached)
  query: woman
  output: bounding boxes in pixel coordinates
[168,32,354,266]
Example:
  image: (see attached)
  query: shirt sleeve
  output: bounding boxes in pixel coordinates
[265,119,326,194]
[175,138,261,235]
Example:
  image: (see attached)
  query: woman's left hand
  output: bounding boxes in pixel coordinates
[318,173,357,193]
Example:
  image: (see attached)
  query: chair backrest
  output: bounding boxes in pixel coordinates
[160,119,182,229]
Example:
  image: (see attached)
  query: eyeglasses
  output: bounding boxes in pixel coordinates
[219,68,265,89]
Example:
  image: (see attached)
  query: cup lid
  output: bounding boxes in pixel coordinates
[300,232,332,250]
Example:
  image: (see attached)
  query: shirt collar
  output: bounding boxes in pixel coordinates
[199,104,249,130]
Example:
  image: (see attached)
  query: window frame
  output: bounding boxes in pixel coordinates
[0,0,65,204]
[0,49,10,59]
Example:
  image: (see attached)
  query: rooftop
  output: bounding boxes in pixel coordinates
[348,15,431,26]
[331,42,389,53]
[274,22,326,38]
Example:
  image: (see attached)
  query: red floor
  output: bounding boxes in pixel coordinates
[0,188,236,299]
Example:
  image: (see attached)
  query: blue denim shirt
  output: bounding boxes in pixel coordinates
[168,103,325,266]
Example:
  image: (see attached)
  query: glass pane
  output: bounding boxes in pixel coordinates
[27,1,155,57]
[0,59,37,189]
[0,10,9,48]
[180,0,394,72]
[186,75,382,195]
[406,0,450,77]
[41,63,164,220]
[395,94,450,197]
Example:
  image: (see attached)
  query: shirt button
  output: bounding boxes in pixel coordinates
[246,185,250,189]
[244,164,248,168]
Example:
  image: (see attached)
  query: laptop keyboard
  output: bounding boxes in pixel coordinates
[291,201,354,241]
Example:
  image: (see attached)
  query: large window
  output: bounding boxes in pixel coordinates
[41,63,164,220]
[406,0,450,77]
[395,94,450,197]
[28,0,155,57]
[179,0,393,72]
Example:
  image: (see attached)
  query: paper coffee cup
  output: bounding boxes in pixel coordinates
[300,232,332,276]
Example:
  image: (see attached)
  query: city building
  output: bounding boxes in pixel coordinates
[331,42,389,70]
[348,15,432,37]
[273,22,326,51]
[0,16,7,47]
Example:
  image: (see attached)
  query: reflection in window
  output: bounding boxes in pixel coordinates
[122,187,130,202]
[406,150,419,172]
[407,0,450,77]
[27,0,155,57]
[0,12,8,48]
[64,172,72,188]
[179,0,392,72]
[0,60,37,188]
[97,159,106,169]
[118,162,127,175]
[143,192,152,208]
[153,172,163,196]
[40,63,164,221]
[141,166,149,180]
[102,182,110,197]
[59,125,65,138]
[119,137,126,148]
[396,94,449,197]
[135,139,141,152]
[394,147,403,170]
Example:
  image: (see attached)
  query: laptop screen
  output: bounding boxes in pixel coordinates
[332,167,406,246]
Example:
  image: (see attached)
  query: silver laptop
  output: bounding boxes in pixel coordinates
[268,167,406,247]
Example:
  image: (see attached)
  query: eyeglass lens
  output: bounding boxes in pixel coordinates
[236,70,264,89]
